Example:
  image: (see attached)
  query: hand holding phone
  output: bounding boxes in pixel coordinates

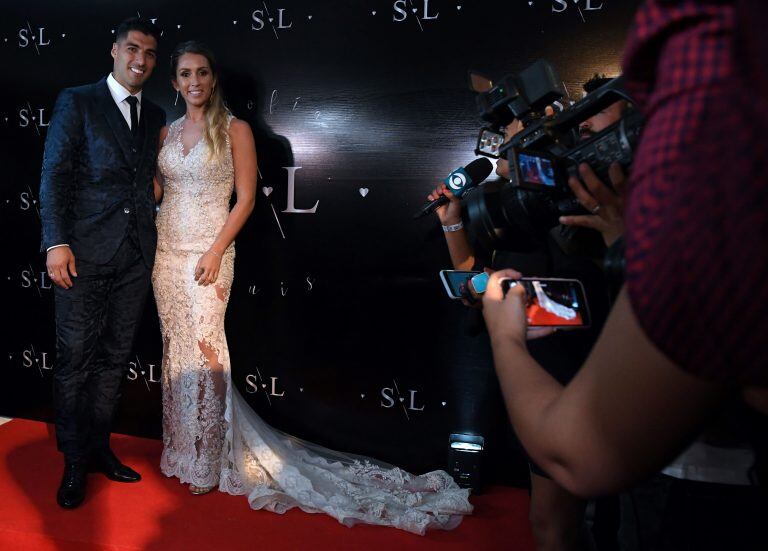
[440,270,488,300]
[469,272,489,294]
[501,277,590,328]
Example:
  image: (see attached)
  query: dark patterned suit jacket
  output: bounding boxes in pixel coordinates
[40,77,166,266]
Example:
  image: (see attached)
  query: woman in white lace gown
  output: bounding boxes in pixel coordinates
[152,41,472,535]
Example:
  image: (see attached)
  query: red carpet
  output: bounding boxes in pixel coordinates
[0,419,534,550]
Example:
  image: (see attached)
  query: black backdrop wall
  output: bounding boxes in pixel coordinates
[0,0,639,481]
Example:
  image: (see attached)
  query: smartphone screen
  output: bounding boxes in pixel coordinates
[439,270,481,299]
[504,278,591,327]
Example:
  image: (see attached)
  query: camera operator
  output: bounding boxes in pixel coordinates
[559,76,628,248]
[428,85,623,550]
[481,1,768,548]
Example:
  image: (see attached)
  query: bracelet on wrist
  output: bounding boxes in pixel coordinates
[207,249,222,258]
[442,221,463,233]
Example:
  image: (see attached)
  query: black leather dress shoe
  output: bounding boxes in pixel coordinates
[88,450,141,483]
[57,462,87,509]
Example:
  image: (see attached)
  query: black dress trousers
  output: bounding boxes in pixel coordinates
[52,221,150,462]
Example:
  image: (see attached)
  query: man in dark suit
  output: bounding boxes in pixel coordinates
[39,17,166,509]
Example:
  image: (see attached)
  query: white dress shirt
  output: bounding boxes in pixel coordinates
[106,72,142,129]
[47,75,143,252]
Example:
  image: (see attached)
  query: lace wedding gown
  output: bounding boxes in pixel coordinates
[151,115,473,535]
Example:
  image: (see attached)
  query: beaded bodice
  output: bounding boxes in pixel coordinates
[156,115,234,253]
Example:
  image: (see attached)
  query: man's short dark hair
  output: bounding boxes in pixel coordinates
[583,74,614,94]
[115,17,162,44]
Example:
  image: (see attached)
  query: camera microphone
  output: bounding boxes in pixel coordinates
[413,157,494,219]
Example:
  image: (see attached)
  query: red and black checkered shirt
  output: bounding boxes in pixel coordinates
[623,0,768,384]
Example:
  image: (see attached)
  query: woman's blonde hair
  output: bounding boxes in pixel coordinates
[171,41,230,159]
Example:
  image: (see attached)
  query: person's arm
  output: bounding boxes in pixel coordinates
[40,89,83,289]
[482,272,723,497]
[153,126,169,203]
[194,119,257,286]
[427,184,476,271]
[443,225,476,272]
[559,163,626,247]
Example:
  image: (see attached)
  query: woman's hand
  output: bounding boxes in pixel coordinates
[460,269,490,310]
[194,250,222,286]
[427,184,463,225]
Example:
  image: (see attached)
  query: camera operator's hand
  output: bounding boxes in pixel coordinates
[482,270,555,345]
[560,162,626,247]
[427,184,463,225]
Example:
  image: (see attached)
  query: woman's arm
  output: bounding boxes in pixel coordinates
[193,119,257,287]
[427,185,477,271]
[153,126,169,203]
[483,274,724,497]
[208,119,257,254]
[443,225,477,271]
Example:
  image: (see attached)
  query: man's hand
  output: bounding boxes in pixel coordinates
[427,184,463,226]
[560,162,626,246]
[482,269,529,348]
[482,270,556,343]
[46,246,77,289]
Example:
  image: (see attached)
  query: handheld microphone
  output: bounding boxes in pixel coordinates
[413,157,494,219]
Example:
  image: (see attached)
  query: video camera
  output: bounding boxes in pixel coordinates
[465,60,643,253]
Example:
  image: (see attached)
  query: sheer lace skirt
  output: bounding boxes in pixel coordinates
[152,247,241,492]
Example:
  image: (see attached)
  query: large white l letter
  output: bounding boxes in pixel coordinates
[282,166,319,214]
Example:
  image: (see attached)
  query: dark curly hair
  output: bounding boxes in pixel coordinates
[115,17,162,44]
[583,74,614,94]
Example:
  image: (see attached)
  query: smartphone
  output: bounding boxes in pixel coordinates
[440,270,488,299]
[501,277,591,328]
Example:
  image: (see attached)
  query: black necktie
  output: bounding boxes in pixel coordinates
[125,96,139,138]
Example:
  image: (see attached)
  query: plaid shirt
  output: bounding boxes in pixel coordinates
[623,0,768,384]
